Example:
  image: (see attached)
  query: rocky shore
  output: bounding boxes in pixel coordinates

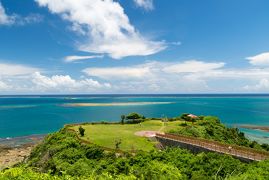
[0,144,34,170]
[0,134,45,170]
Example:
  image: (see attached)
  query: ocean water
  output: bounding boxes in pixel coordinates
[1,94,269,143]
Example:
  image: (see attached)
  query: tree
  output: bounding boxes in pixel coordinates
[180,113,190,124]
[190,117,197,126]
[79,126,85,137]
[125,112,145,124]
[126,112,143,120]
[121,115,125,124]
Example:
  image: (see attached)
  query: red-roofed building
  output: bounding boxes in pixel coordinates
[187,114,198,119]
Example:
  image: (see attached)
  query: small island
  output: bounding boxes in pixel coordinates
[1,113,269,179]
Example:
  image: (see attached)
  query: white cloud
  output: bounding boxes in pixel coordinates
[134,0,154,10]
[0,63,40,76]
[2,60,269,94]
[0,80,10,90]
[0,61,112,93]
[64,55,104,62]
[0,2,15,25]
[83,66,152,80]
[244,78,269,91]
[186,68,269,80]
[0,2,42,26]
[246,52,269,66]
[32,72,111,92]
[82,60,227,93]
[35,0,166,59]
[84,60,226,80]
[162,60,225,73]
[81,59,269,93]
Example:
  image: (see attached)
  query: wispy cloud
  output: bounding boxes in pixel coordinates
[133,0,154,11]
[35,0,165,59]
[0,2,15,25]
[82,60,269,93]
[0,2,42,26]
[162,60,225,73]
[64,55,104,62]
[84,60,225,80]
[0,63,41,76]
[83,66,152,80]
[82,60,224,93]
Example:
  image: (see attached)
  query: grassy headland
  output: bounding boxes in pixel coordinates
[1,113,269,179]
[69,120,181,151]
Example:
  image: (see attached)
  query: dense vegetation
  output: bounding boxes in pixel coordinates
[1,114,269,179]
[170,115,269,151]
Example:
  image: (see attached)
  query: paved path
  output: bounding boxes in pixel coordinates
[156,133,269,161]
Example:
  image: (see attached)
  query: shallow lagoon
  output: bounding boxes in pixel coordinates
[1,94,269,143]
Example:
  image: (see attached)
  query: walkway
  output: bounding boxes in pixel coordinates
[156,133,269,161]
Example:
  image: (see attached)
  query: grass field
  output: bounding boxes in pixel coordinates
[70,120,183,151]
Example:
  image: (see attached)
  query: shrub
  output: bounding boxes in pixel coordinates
[126,112,144,120]
[79,126,85,137]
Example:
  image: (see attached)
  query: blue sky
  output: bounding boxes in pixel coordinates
[1,0,269,94]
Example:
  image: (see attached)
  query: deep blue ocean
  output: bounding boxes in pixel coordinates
[1,94,269,143]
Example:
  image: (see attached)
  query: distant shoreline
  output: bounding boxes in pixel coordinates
[1,93,269,98]
[240,125,269,133]
[61,102,174,107]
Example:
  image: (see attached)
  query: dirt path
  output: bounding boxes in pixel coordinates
[158,124,166,132]
[135,123,166,137]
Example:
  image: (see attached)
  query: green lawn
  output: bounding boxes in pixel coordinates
[70,120,183,152]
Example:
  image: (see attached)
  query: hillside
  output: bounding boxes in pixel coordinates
[169,115,269,151]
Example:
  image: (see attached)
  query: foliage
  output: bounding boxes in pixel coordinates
[180,113,192,121]
[229,160,269,180]
[169,116,268,151]
[78,126,85,137]
[120,115,125,124]
[0,167,70,180]
[19,127,268,179]
[126,113,144,120]
[115,139,122,150]
[0,166,137,180]
[261,143,269,151]
[2,114,269,179]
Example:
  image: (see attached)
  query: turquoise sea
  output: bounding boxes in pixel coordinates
[1,94,269,144]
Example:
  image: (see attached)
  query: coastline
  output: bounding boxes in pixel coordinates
[0,143,35,170]
[1,119,269,172]
[0,134,45,170]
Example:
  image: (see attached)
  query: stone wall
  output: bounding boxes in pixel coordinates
[156,136,253,162]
